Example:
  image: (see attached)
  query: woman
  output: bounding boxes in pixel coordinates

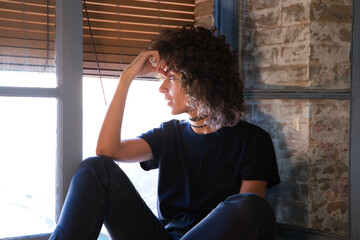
[50,26,280,240]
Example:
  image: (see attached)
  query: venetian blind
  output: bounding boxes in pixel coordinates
[0,0,55,73]
[0,0,195,77]
[83,0,195,79]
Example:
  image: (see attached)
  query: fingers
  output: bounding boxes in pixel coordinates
[146,51,167,76]
[125,49,168,78]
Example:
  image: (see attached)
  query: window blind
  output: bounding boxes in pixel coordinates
[83,0,195,79]
[0,0,55,73]
[0,0,195,77]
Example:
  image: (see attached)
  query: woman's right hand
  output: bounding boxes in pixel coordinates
[122,50,166,80]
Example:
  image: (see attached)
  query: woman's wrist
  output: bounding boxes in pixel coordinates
[120,68,136,84]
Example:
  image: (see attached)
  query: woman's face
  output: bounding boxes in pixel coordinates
[159,71,189,115]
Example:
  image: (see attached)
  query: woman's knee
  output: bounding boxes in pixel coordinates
[75,156,119,185]
[220,193,276,223]
[81,156,113,168]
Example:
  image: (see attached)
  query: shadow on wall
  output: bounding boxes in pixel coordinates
[243,97,309,228]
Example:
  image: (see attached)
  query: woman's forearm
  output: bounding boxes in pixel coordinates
[96,72,133,158]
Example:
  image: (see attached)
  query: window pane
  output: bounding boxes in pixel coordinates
[0,71,57,88]
[245,99,349,237]
[0,97,57,238]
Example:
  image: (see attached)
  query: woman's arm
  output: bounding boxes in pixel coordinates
[96,50,164,162]
[239,180,267,198]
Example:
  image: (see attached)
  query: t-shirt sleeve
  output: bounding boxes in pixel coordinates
[138,123,164,171]
[241,131,280,188]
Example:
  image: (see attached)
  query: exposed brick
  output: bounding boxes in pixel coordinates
[194,1,213,18]
[284,25,309,43]
[312,0,352,6]
[194,15,214,29]
[246,0,255,12]
[255,0,280,9]
[335,62,350,88]
[310,22,344,44]
[281,45,310,63]
[311,44,350,65]
[247,9,280,27]
[309,100,349,140]
[254,28,283,46]
[339,27,351,42]
[253,47,279,67]
[254,65,309,88]
[282,3,309,25]
[311,3,352,23]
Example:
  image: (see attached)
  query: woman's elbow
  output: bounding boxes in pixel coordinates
[96,144,113,158]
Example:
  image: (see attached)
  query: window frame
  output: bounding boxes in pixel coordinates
[350,0,360,239]
[0,0,82,239]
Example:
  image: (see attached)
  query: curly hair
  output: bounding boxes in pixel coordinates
[150,25,245,128]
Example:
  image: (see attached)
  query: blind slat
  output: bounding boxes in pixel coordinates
[85,0,194,8]
[0,10,55,24]
[0,20,54,34]
[0,29,54,41]
[0,1,55,16]
[0,56,55,67]
[83,4,193,19]
[0,37,54,49]
[83,12,192,27]
[84,44,140,55]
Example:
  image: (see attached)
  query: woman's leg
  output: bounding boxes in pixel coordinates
[181,193,276,240]
[50,156,172,240]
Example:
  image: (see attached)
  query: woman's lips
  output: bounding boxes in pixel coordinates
[165,98,173,105]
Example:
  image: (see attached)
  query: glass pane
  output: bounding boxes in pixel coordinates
[0,97,57,238]
[0,71,57,88]
[245,99,349,238]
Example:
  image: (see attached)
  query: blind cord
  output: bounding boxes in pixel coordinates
[83,0,107,105]
[42,0,50,72]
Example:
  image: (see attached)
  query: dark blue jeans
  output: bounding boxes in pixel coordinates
[50,156,276,240]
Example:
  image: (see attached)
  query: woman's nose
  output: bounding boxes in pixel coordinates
[159,78,168,93]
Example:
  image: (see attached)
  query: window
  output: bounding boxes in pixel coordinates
[0,0,195,239]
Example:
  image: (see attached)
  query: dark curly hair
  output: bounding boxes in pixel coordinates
[150,25,245,128]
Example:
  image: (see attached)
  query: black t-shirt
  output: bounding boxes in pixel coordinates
[139,119,280,233]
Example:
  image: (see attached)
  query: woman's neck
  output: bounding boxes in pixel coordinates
[187,112,217,134]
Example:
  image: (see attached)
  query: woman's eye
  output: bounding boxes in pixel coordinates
[168,75,175,81]
[158,75,166,82]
